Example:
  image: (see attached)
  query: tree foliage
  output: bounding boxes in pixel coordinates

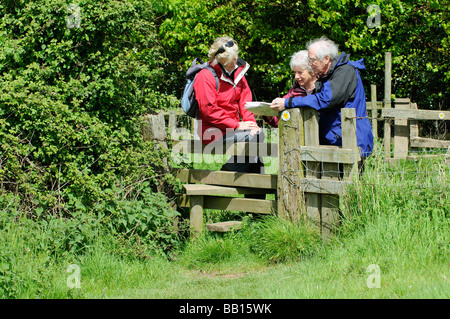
[158,0,449,108]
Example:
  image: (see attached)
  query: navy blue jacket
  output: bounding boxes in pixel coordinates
[285,53,373,158]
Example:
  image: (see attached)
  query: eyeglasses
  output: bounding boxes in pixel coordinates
[308,56,320,64]
[214,40,236,57]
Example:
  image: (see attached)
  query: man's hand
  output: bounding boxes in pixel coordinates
[270,98,286,112]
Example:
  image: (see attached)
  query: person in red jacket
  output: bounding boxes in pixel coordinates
[193,36,264,174]
[264,50,317,127]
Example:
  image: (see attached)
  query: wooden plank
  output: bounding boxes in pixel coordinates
[365,101,383,110]
[370,85,378,139]
[277,108,305,221]
[382,108,450,121]
[392,98,412,104]
[174,169,277,189]
[410,137,450,149]
[341,108,360,178]
[206,221,242,232]
[140,112,169,173]
[299,178,349,195]
[299,146,359,164]
[393,99,410,159]
[178,195,276,214]
[409,104,419,137]
[141,113,167,141]
[321,109,350,238]
[171,139,278,157]
[384,52,392,160]
[303,108,321,226]
[182,184,274,196]
[190,195,204,236]
[168,110,177,138]
[320,163,340,238]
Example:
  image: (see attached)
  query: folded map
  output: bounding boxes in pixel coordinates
[245,102,279,117]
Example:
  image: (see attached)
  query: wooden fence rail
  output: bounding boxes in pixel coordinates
[382,98,450,161]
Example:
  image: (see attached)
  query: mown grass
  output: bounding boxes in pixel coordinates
[1,143,449,299]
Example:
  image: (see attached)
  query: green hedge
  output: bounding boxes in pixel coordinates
[0,0,182,257]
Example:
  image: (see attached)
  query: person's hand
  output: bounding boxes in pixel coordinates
[238,121,261,136]
[249,127,260,136]
[238,121,259,131]
[270,98,286,112]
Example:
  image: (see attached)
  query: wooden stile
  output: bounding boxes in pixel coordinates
[145,106,361,238]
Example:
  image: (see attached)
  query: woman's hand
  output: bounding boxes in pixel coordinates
[238,121,260,136]
[270,98,286,112]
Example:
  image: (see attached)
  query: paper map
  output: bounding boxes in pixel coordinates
[245,102,279,117]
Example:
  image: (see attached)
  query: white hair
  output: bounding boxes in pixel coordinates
[307,36,339,61]
[290,50,313,74]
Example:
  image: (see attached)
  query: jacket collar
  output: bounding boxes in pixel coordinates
[321,52,348,79]
[213,57,250,87]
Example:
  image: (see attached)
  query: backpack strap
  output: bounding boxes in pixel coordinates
[204,64,219,91]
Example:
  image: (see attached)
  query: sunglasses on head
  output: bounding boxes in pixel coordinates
[214,40,236,57]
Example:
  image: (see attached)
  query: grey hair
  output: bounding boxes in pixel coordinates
[290,50,313,74]
[208,36,239,66]
[307,36,339,61]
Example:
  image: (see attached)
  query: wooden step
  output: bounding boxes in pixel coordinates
[178,195,275,214]
[183,184,273,196]
[206,221,243,232]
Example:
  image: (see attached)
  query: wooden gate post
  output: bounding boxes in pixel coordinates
[393,98,411,160]
[383,52,392,160]
[277,108,305,221]
[303,108,321,226]
[141,112,168,167]
[321,108,359,238]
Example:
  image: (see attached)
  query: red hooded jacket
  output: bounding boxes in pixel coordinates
[193,58,256,144]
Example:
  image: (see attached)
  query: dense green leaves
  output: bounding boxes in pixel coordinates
[0,0,181,257]
[159,0,449,106]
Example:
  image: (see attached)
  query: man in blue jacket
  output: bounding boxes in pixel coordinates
[271,36,373,160]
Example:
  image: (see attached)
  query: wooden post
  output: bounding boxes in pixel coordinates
[370,84,378,139]
[141,112,168,167]
[277,108,305,221]
[393,98,411,160]
[303,108,321,227]
[168,110,177,139]
[141,112,167,142]
[189,195,204,237]
[383,52,392,160]
[341,108,360,178]
[409,102,419,155]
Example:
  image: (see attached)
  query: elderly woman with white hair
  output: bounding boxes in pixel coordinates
[265,50,318,127]
[193,36,265,175]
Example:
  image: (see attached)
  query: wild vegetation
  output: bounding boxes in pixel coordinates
[0,0,448,299]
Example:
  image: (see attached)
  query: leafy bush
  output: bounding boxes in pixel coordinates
[0,0,182,258]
